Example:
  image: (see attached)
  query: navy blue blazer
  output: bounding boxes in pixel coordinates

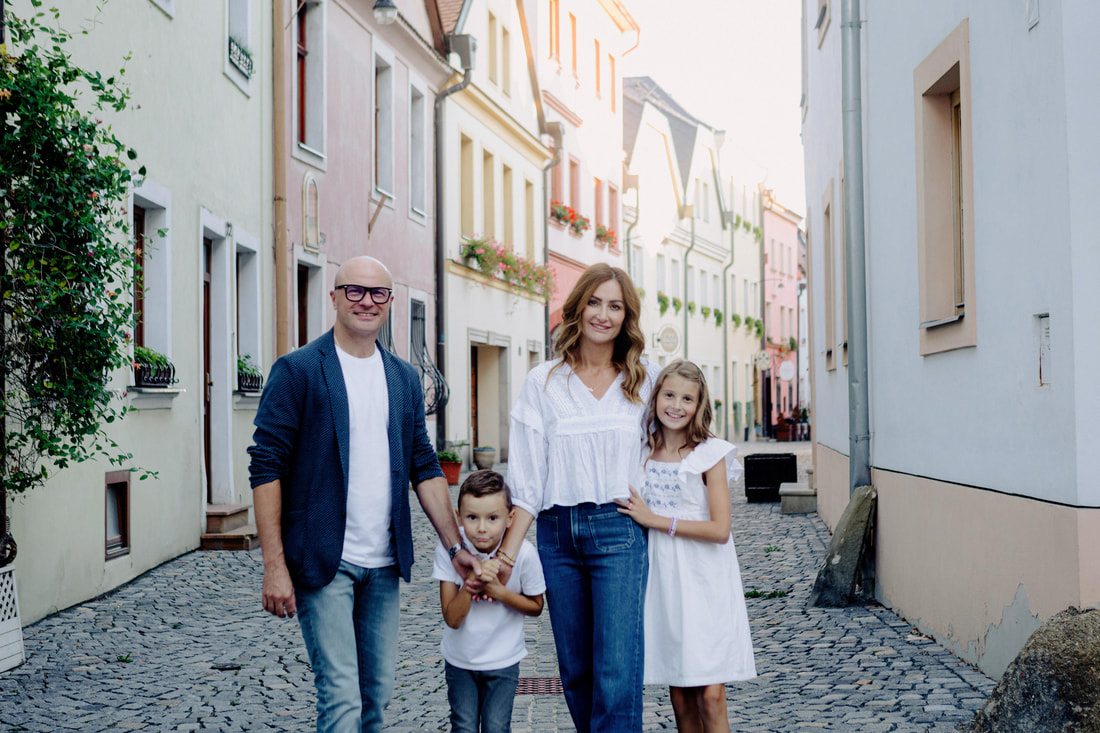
[248,330,443,588]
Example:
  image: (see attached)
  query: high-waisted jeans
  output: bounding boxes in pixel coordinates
[537,502,648,733]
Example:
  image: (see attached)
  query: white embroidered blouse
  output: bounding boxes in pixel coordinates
[507,358,661,516]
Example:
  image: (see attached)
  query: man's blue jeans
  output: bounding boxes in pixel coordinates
[296,561,400,733]
[445,660,520,732]
[537,502,648,733]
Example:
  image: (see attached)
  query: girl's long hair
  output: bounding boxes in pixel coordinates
[549,263,647,403]
[645,359,715,457]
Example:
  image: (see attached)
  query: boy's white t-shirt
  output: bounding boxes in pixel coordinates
[336,344,393,568]
[432,529,545,671]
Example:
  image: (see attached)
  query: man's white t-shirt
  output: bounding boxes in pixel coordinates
[336,343,392,567]
[432,530,546,671]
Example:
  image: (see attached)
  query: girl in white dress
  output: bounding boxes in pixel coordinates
[617,359,757,733]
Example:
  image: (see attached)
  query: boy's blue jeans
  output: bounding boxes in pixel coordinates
[537,502,648,733]
[445,660,520,733]
[295,561,400,733]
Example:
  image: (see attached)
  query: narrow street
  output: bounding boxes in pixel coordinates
[1,444,994,732]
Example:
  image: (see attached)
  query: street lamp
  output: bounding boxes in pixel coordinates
[373,0,398,24]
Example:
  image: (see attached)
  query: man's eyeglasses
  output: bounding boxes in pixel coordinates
[335,284,393,304]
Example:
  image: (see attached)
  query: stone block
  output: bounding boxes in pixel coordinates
[809,485,876,607]
[971,606,1100,732]
[780,482,817,514]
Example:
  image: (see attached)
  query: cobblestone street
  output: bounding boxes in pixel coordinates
[1,443,995,731]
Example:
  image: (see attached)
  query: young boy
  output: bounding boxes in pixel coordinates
[432,470,545,733]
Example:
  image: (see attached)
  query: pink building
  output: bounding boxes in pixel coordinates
[761,191,803,437]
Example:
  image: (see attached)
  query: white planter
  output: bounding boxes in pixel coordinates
[0,565,25,672]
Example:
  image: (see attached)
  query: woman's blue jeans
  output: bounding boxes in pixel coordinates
[295,561,400,733]
[537,502,648,733]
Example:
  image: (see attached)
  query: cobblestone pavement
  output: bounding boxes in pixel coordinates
[1,442,995,731]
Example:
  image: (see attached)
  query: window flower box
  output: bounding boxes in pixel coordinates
[133,346,178,388]
[228,36,254,78]
[237,354,264,393]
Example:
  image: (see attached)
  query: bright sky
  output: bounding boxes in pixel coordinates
[621,0,806,217]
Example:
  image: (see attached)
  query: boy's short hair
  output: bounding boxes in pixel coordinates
[458,470,513,510]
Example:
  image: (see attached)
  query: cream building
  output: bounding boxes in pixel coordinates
[9,0,273,623]
[436,0,552,462]
[802,0,1100,677]
[623,77,752,437]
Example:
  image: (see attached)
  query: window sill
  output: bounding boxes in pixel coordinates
[234,390,263,410]
[129,387,186,410]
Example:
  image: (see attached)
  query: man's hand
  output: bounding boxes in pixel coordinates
[478,558,502,585]
[262,562,297,618]
[453,548,484,594]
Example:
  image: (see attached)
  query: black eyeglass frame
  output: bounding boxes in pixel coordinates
[335,284,393,304]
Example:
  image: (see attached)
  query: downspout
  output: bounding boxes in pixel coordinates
[842,0,871,494]
[721,212,734,440]
[434,42,475,448]
[758,186,766,434]
[273,0,290,356]
[682,211,696,360]
[540,126,562,359]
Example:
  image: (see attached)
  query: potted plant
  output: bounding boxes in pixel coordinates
[730,313,742,328]
[672,297,683,316]
[133,345,177,388]
[472,446,497,470]
[657,291,670,316]
[687,301,697,316]
[437,448,463,485]
[714,309,724,327]
[701,305,712,320]
[595,224,616,248]
[788,337,798,352]
[237,354,264,392]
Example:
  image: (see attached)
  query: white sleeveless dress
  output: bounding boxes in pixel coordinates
[641,438,757,686]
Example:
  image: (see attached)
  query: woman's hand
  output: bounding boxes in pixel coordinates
[615,486,658,529]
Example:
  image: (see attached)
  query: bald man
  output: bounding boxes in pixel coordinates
[249,256,480,733]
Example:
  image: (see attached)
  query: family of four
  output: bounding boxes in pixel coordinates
[248,256,757,733]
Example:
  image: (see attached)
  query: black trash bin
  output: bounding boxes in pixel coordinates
[743,453,797,502]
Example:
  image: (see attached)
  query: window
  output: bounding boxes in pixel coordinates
[295,1,325,159]
[671,259,681,298]
[488,12,498,86]
[235,233,261,375]
[656,253,665,294]
[687,265,695,302]
[569,14,577,79]
[594,39,601,97]
[502,164,513,246]
[703,181,710,223]
[525,180,535,260]
[501,26,511,96]
[594,177,604,229]
[915,19,975,355]
[105,470,130,559]
[712,274,719,309]
[608,184,619,230]
[226,0,253,92]
[609,54,616,112]
[838,160,848,365]
[815,0,830,48]
[482,149,495,239]
[409,85,426,215]
[131,180,171,362]
[460,134,474,234]
[699,270,707,309]
[633,245,644,288]
[569,156,580,211]
[549,0,560,61]
[133,206,147,348]
[303,174,320,251]
[373,49,394,197]
[822,179,836,371]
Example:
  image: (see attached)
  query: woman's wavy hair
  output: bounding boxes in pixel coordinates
[549,263,647,403]
[644,359,715,457]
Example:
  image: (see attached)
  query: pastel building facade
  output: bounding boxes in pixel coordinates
[762,192,803,436]
[622,77,740,434]
[537,0,638,329]
[10,0,273,623]
[802,0,1100,677]
[435,0,552,462]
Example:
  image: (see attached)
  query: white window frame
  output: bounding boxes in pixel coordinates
[372,39,396,202]
[408,76,428,221]
[292,0,327,168]
[225,0,253,96]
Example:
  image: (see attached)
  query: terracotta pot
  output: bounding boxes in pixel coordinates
[472,449,497,470]
[440,461,462,485]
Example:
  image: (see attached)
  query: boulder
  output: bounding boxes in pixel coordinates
[808,485,875,607]
[971,607,1100,733]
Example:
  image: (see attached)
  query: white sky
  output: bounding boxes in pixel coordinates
[620,0,806,217]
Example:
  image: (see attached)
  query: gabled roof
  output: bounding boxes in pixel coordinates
[623,76,718,195]
[424,0,472,54]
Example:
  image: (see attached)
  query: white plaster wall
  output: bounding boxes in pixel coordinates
[8,0,272,623]
[800,0,848,464]
[861,2,1083,504]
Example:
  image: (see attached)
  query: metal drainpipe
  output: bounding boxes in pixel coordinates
[758,187,766,435]
[683,213,696,361]
[541,145,560,360]
[434,63,474,448]
[842,0,871,494]
[273,0,289,357]
[721,212,735,440]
